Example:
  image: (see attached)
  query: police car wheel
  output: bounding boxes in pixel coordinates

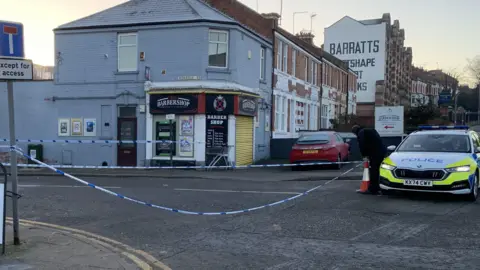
[466,173,479,202]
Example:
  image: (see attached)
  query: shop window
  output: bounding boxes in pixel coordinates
[208,30,229,68]
[117,33,138,72]
[153,115,195,158]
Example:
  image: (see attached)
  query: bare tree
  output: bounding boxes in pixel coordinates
[466,56,480,85]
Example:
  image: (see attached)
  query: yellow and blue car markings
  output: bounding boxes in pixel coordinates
[379,126,479,195]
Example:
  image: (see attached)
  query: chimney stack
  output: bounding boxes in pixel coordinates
[261,12,281,26]
[296,30,315,45]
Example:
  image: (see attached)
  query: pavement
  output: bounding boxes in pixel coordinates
[3,171,480,269]
[0,219,166,270]
[8,162,364,181]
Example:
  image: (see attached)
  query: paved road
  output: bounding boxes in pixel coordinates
[5,171,480,269]
[12,162,363,181]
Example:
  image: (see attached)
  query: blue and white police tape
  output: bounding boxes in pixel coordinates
[2,160,362,170]
[10,146,360,215]
[1,138,204,144]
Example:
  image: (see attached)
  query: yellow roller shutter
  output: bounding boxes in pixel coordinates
[235,116,253,166]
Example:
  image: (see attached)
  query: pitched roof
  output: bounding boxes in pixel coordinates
[275,27,350,72]
[55,0,235,31]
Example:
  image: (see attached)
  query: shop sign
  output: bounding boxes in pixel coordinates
[205,115,228,149]
[150,94,198,114]
[205,94,234,115]
[238,96,258,116]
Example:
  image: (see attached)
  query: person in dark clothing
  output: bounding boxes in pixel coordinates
[352,125,387,195]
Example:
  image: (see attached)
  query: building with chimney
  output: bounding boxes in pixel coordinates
[202,0,357,139]
[1,0,274,167]
[324,13,412,126]
[411,67,443,107]
[203,0,357,158]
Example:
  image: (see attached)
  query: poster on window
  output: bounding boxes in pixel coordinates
[179,136,194,157]
[71,118,83,136]
[83,118,97,137]
[58,118,71,136]
[179,115,194,136]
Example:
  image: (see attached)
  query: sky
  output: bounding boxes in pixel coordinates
[1,0,478,83]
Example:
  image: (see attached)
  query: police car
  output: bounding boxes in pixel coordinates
[379,125,480,201]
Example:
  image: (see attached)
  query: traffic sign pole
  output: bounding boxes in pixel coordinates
[7,80,20,245]
[1,20,30,246]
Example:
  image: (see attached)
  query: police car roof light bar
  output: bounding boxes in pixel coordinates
[417,125,469,130]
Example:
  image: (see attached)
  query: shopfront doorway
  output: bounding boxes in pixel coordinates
[117,106,137,166]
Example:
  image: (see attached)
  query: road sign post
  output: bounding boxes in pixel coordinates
[0,162,7,254]
[1,20,32,246]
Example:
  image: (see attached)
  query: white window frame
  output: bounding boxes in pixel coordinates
[312,62,317,85]
[321,104,329,128]
[275,95,280,131]
[325,64,329,86]
[117,33,138,72]
[208,29,229,68]
[304,56,308,82]
[281,96,287,131]
[303,102,308,127]
[260,47,266,80]
[276,40,282,69]
[292,49,296,77]
[282,44,288,72]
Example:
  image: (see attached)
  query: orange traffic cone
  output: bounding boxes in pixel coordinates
[356,159,370,193]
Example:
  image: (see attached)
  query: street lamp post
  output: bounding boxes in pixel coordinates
[293,11,308,34]
[453,89,460,124]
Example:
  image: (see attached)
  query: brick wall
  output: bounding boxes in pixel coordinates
[203,0,275,40]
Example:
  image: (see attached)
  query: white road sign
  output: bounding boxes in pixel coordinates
[0,58,33,80]
[375,106,404,136]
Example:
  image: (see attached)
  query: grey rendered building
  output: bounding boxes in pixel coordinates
[0,0,273,167]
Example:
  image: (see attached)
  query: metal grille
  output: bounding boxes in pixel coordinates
[394,169,446,180]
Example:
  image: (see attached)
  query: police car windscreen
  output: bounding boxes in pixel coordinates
[296,133,330,145]
[396,134,471,153]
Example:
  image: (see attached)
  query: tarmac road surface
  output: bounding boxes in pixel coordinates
[5,172,480,269]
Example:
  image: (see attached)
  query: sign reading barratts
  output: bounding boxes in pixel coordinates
[375,106,404,136]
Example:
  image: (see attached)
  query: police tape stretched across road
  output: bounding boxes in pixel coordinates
[2,159,362,170]
[1,138,202,144]
[7,146,360,215]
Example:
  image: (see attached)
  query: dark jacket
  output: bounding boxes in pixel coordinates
[357,128,387,160]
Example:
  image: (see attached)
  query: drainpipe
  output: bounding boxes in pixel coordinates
[270,25,276,142]
[345,71,349,125]
[319,56,324,129]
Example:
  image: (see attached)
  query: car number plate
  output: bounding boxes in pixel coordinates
[403,179,433,187]
[303,150,318,154]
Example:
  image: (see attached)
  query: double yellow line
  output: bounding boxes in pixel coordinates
[5,218,171,270]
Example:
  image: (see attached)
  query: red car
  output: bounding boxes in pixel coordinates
[289,131,351,170]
